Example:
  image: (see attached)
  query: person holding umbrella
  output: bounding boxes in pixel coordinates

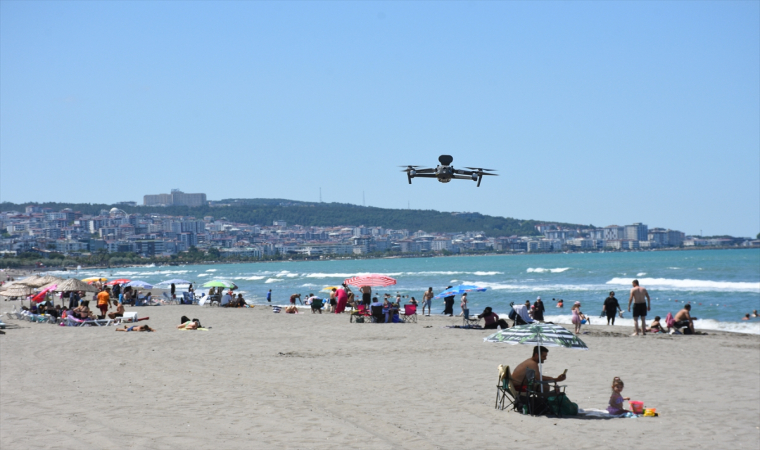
[512,346,567,396]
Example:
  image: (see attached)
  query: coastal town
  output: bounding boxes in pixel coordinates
[1,191,757,262]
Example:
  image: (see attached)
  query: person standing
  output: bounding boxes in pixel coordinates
[460,292,469,317]
[533,296,545,322]
[602,291,622,325]
[627,280,651,336]
[443,286,455,316]
[266,289,272,303]
[359,285,372,308]
[335,284,349,313]
[112,283,121,304]
[96,288,111,319]
[422,287,434,316]
[170,283,176,301]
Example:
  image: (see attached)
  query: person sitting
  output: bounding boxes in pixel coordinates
[511,346,567,396]
[220,293,233,307]
[672,304,698,335]
[409,297,418,307]
[284,305,299,314]
[511,303,535,326]
[108,302,125,319]
[646,316,664,333]
[234,294,247,307]
[478,307,509,329]
[369,297,384,323]
[116,324,154,332]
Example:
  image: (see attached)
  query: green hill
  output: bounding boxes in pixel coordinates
[0,199,588,237]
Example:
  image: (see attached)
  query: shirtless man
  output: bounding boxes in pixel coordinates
[673,304,697,334]
[627,279,651,336]
[422,287,434,316]
[512,346,567,395]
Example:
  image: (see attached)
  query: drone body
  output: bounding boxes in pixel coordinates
[400,155,498,187]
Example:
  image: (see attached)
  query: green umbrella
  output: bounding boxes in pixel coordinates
[202,280,238,289]
[484,323,588,390]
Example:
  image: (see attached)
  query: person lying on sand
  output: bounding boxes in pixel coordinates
[116,325,154,332]
[178,321,198,330]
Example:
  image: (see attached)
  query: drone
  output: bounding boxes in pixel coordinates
[400,155,498,187]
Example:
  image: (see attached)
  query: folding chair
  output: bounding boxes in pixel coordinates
[370,305,385,323]
[311,298,324,314]
[463,310,480,327]
[402,304,417,323]
[181,292,195,305]
[350,304,372,323]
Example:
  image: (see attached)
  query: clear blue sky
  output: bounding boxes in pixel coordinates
[1,1,758,237]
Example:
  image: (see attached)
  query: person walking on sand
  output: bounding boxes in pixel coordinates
[602,291,622,326]
[627,280,651,336]
[422,287,434,316]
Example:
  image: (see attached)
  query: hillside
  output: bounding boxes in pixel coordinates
[0,199,589,237]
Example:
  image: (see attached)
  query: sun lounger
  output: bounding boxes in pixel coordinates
[115,312,138,324]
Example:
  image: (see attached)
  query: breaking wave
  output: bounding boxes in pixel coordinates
[605,277,760,292]
[527,268,570,273]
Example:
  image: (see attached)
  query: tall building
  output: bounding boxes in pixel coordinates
[143,189,207,207]
[625,223,648,241]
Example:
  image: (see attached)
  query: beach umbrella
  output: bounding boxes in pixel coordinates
[484,323,588,390]
[54,278,100,293]
[434,284,487,299]
[320,286,341,293]
[31,284,58,303]
[82,277,107,284]
[16,275,43,287]
[202,280,237,289]
[125,280,153,289]
[156,279,192,286]
[0,285,34,298]
[343,274,397,288]
[106,279,131,286]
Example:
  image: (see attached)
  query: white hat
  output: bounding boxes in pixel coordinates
[536,296,541,300]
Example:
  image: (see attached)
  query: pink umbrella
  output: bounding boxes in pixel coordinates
[343,274,397,288]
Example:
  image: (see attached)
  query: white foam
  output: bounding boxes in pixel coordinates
[637,273,646,277]
[461,281,597,292]
[206,269,217,272]
[472,271,501,276]
[606,277,760,292]
[527,268,570,273]
[540,315,760,335]
[265,278,283,283]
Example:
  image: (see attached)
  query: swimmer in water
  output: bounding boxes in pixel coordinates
[556,299,564,308]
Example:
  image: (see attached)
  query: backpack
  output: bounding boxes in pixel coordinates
[547,393,578,416]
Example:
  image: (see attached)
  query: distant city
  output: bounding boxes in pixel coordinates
[1,190,758,260]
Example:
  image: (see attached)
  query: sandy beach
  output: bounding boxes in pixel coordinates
[1,304,759,449]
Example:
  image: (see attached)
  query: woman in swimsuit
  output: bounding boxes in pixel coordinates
[116,325,154,332]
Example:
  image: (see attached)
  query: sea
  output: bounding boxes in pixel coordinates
[49,248,760,334]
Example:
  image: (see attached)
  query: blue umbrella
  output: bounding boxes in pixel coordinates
[156,279,192,285]
[434,284,487,299]
[125,280,153,289]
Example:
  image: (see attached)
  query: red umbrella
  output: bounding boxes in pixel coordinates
[106,279,131,286]
[343,274,397,287]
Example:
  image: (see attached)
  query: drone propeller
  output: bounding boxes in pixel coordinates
[398,165,421,168]
[464,167,497,171]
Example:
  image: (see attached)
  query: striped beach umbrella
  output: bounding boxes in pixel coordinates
[484,323,588,388]
[343,274,397,288]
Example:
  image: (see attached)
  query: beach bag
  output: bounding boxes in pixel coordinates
[546,393,578,417]
[272,306,281,314]
[354,317,364,323]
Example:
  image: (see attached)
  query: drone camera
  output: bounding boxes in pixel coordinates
[438,155,454,166]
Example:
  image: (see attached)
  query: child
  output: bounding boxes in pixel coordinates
[571,301,586,334]
[607,377,630,415]
[647,316,663,332]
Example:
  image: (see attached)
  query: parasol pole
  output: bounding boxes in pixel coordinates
[538,331,544,394]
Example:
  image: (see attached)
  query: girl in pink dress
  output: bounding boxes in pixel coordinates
[571,301,586,334]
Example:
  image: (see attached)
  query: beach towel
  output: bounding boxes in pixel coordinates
[665,312,675,328]
[272,306,281,313]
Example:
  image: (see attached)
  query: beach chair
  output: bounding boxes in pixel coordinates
[370,305,385,323]
[63,315,87,327]
[462,310,480,328]
[114,312,138,324]
[162,292,178,305]
[350,304,372,323]
[495,365,520,411]
[402,304,417,323]
[181,292,194,305]
[310,298,324,314]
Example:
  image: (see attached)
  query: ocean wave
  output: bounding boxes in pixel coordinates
[461,281,595,292]
[231,276,266,280]
[472,271,502,276]
[527,268,570,273]
[197,273,209,277]
[206,269,217,272]
[265,278,283,283]
[540,315,760,335]
[605,277,760,292]
[637,273,646,277]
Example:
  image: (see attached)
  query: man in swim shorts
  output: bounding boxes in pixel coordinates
[422,287,434,316]
[627,280,650,336]
[96,288,111,319]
